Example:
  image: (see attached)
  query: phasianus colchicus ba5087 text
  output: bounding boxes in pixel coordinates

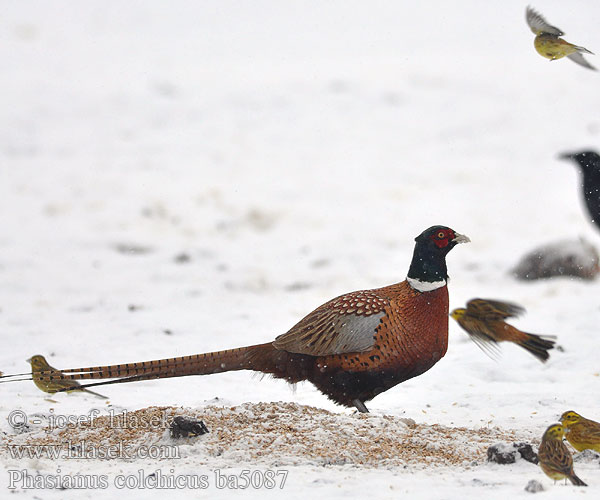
[9,226,469,412]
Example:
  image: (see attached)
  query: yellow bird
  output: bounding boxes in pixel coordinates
[450,299,555,362]
[560,410,600,452]
[526,6,595,70]
[27,355,107,399]
[537,424,587,486]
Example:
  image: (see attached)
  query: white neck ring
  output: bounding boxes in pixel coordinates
[407,276,446,292]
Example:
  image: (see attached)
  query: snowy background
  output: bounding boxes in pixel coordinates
[1,0,600,497]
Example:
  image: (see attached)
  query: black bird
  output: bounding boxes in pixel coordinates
[560,150,600,231]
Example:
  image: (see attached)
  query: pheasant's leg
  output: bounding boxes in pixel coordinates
[353,399,369,413]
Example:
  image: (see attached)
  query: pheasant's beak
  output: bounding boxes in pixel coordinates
[452,233,470,244]
[558,152,574,160]
[25,358,31,363]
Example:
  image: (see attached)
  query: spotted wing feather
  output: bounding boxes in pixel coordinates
[272,290,388,356]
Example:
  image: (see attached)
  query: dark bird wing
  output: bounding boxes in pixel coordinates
[567,52,597,70]
[455,314,501,357]
[465,298,525,320]
[526,7,563,36]
[544,439,575,476]
[273,290,387,356]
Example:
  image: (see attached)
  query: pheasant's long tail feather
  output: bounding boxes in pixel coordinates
[38,344,274,393]
[82,388,109,399]
[53,372,187,393]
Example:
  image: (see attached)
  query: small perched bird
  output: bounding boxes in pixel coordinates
[538,424,587,486]
[27,355,107,399]
[11,226,468,413]
[450,299,555,362]
[560,410,600,452]
[525,6,596,70]
[560,151,600,232]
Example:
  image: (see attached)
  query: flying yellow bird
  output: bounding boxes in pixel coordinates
[537,424,587,486]
[526,6,595,70]
[560,410,600,452]
[450,299,555,362]
[27,355,107,399]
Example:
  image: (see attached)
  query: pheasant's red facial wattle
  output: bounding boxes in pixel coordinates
[430,229,455,248]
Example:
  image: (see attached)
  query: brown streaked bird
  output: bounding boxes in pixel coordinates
[537,424,587,486]
[560,410,600,452]
[450,299,555,362]
[526,6,596,70]
[7,226,468,413]
[27,355,108,399]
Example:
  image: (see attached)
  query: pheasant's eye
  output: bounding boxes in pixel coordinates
[437,231,446,239]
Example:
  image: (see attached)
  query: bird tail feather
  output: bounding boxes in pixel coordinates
[574,45,594,55]
[37,344,274,393]
[518,333,556,362]
[569,473,588,487]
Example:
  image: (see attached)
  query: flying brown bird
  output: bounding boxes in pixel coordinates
[537,423,587,486]
[526,6,596,70]
[560,410,600,452]
[450,299,555,362]
[4,226,468,413]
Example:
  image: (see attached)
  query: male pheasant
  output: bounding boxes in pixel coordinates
[9,226,469,412]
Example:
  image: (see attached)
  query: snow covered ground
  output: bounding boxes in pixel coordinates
[1,0,600,497]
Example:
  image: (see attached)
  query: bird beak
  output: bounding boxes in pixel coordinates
[558,152,574,160]
[25,358,31,363]
[452,233,470,244]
